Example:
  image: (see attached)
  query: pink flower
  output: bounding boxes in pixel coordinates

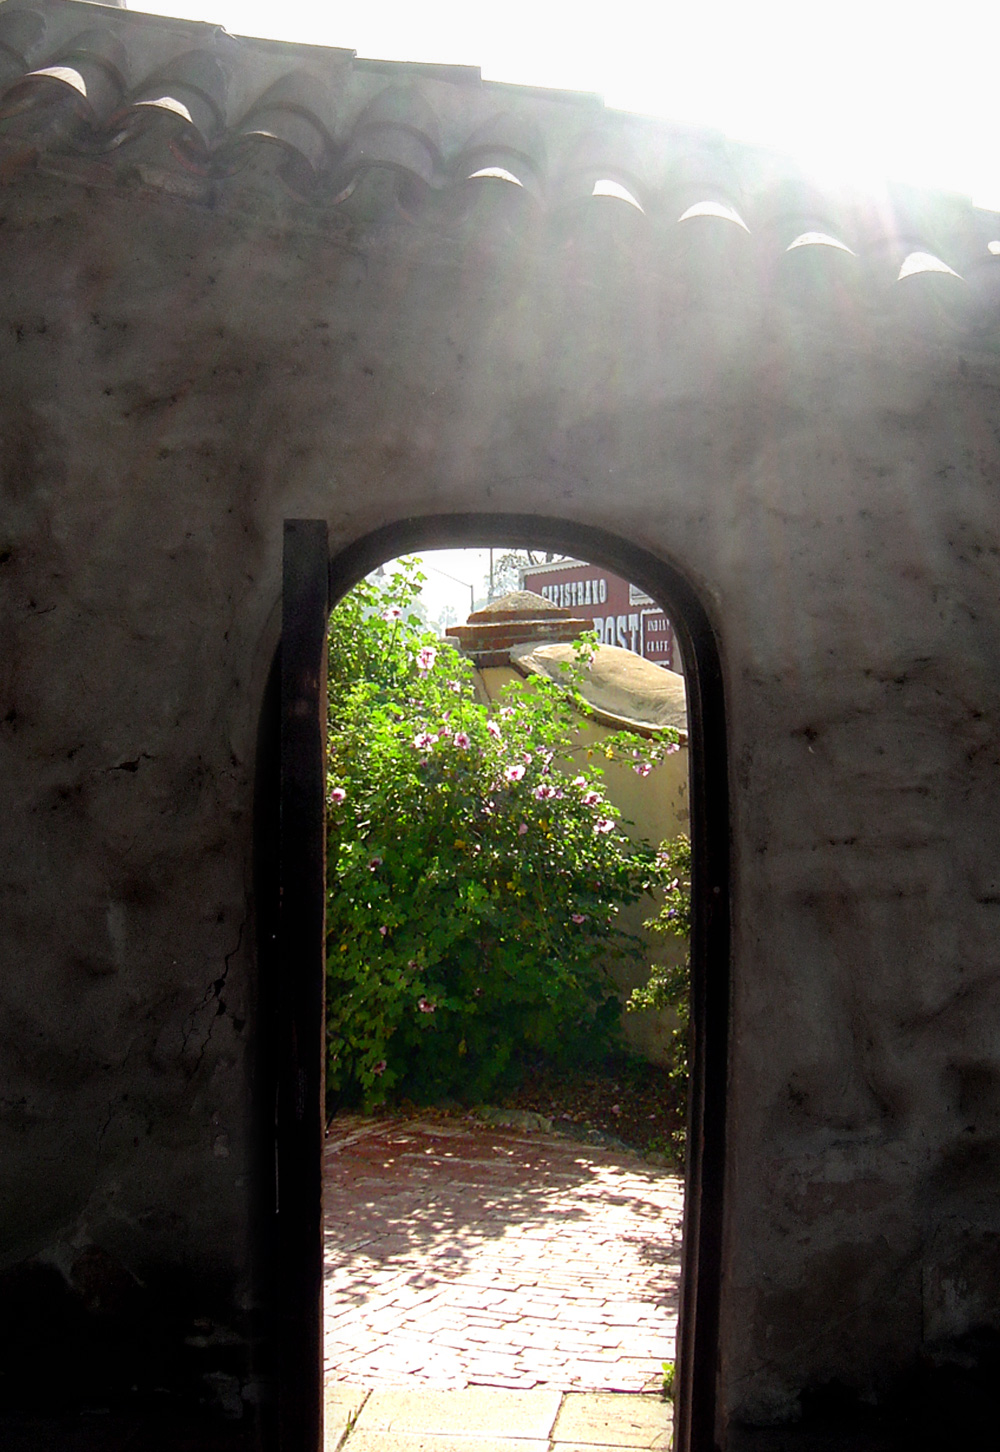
[373,1060,387,1076]
[571,776,587,788]
[665,742,680,755]
[383,605,403,621]
[413,732,435,750]
[379,925,388,936]
[486,719,502,740]
[571,913,587,924]
[368,856,383,871]
[518,822,528,835]
[594,818,614,834]
[633,762,652,777]
[416,645,437,673]
[522,751,533,764]
[582,790,601,806]
[417,997,435,1014]
[448,680,462,694]
[328,786,346,805]
[611,1103,621,1115]
[499,706,515,720]
[504,764,526,783]
[534,783,557,800]
[453,731,471,748]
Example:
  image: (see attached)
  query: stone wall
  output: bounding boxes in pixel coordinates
[3,0,1000,1437]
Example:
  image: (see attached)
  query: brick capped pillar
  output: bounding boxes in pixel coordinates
[446,590,590,667]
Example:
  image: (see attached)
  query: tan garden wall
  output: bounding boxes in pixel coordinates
[475,659,690,1065]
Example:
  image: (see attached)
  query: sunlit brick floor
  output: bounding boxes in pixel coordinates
[323,1115,683,1392]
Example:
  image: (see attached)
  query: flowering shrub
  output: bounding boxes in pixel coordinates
[325,561,678,1108]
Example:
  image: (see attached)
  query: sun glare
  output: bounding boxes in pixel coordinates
[125,0,1000,207]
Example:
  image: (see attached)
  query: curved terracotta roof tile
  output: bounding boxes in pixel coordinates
[0,0,995,332]
[0,7,51,82]
[459,109,547,177]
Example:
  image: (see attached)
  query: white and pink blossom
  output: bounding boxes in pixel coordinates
[416,645,437,673]
[504,764,526,783]
[582,790,601,806]
[453,731,471,749]
[413,732,435,750]
[328,786,346,805]
[594,818,614,834]
[417,997,436,1014]
[534,783,557,801]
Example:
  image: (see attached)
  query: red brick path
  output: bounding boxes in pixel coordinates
[323,1115,683,1392]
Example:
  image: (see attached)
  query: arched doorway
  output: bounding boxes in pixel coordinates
[263,514,730,1452]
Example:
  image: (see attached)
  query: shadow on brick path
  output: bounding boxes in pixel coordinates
[323,1113,684,1393]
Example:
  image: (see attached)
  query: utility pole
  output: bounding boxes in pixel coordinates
[423,562,475,618]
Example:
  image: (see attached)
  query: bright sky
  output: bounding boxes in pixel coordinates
[132,0,1000,207]
[384,549,499,626]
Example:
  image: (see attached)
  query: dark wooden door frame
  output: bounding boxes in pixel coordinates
[276,520,330,1452]
[273,513,730,1452]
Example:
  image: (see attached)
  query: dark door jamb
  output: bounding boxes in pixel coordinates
[276,519,330,1452]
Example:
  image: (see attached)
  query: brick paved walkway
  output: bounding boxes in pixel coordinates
[323,1114,684,1394]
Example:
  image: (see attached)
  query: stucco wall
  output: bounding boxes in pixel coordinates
[3,0,1000,1435]
[589,721,690,1067]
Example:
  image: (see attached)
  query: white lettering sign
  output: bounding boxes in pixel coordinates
[537,578,609,610]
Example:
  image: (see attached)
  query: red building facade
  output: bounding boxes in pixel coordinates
[519,559,681,672]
